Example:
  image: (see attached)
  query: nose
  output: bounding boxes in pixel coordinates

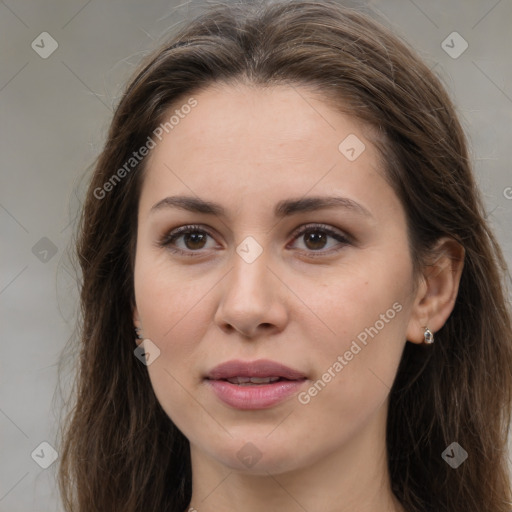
[213,245,288,339]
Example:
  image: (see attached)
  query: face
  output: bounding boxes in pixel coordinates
[133,83,419,475]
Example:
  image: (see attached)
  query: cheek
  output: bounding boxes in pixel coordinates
[133,248,216,400]
[134,258,215,433]
[297,246,412,342]
[134,242,209,337]
[295,252,412,409]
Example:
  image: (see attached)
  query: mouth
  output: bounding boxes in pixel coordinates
[206,358,307,381]
[220,376,292,385]
[205,359,308,409]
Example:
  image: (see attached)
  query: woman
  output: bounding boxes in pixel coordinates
[57,1,512,511]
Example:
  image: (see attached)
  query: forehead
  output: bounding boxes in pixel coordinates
[139,83,397,222]
[150,83,374,158]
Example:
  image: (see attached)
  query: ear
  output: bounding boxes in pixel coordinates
[406,237,465,344]
[133,307,143,346]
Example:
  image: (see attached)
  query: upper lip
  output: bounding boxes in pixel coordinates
[206,359,307,380]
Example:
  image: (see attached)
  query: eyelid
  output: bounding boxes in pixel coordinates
[286,223,352,257]
[157,224,219,253]
[288,222,352,245]
[158,222,352,257]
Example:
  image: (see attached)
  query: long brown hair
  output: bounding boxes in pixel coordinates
[57,1,512,510]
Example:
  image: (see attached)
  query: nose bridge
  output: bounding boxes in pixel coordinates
[214,234,287,336]
[229,236,272,301]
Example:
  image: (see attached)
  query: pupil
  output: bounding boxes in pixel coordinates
[305,231,326,250]
[185,233,206,249]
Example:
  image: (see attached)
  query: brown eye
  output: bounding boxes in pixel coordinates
[181,231,208,250]
[159,223,351,258]
[289,224,351,256]
[159,225,217,256]
[302,230,329,250]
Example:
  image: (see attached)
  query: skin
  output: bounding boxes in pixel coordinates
[132,83,464,512]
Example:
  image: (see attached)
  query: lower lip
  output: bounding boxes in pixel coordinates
[206,379,306,409]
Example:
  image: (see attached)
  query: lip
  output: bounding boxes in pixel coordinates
[206,359,307,380]
[205,359,307,410]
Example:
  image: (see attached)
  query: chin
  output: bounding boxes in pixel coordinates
[199,433,311,475]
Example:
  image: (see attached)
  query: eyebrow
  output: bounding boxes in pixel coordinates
[150,195,373,219]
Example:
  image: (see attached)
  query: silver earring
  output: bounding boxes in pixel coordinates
[135,327,143,340]
[423,327,434,344]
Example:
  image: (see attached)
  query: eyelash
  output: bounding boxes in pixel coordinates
[158,223,352,258]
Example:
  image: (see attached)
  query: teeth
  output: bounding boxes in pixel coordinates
[249,376,280,384]
[226,376,281,385]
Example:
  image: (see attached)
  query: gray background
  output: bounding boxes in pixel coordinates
[1,0,511,510]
